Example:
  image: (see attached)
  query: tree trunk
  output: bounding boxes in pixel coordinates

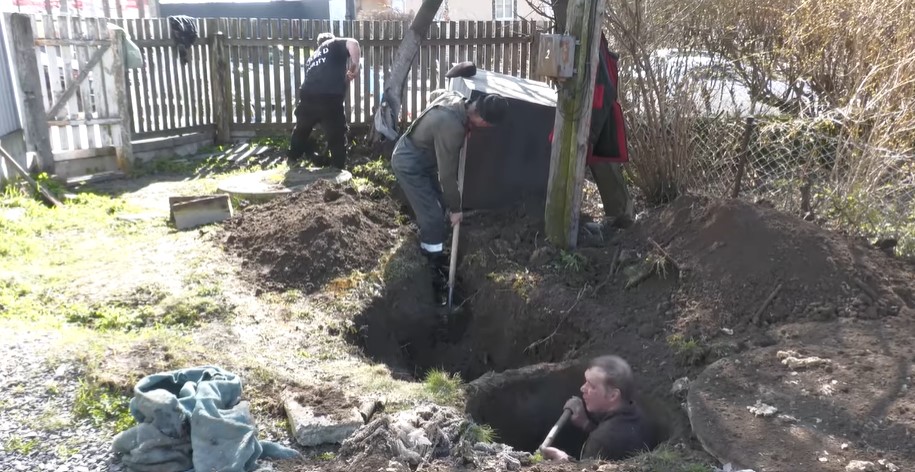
[372,0,444,144]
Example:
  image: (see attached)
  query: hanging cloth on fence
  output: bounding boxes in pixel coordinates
[168,15,198,65]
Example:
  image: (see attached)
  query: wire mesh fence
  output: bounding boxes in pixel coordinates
[677,115,915,256]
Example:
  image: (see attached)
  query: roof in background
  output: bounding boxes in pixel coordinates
[450,68,556,108]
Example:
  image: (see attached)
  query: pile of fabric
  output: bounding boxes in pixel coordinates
[337,404,533,471]
[111,366,300,472]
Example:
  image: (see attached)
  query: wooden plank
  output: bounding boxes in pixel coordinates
[43,16,68,151]
[196,20,210,127]
[382,21,392,121]
[35,39,108,46]
[545,0,606,249]
[493,21,503,73]
[147,19,165,133]
[371,20,380,115]
[158,18,176,131]
[53,146,116,162]
[9,14,54,171]
[241,20,253,124]
[271,19,282,124]
[420,23,429,116]
[179,21,193,129]
[447,22,456,81]
[520,20,530,79]
[257,19,276,123]
[511,20,520,77]
[48,117,124,126]
[292,20,303,123]
[474,21,484,70]
[97,19,115,144]
[123,18,140,136]
[58,16,78,150]
[76,18,97,150]
[133,125,213,141]
[229,18,241,124]
[280,19,291,124]
[109,27,134,170]
[209,24,231,143]
[221,37,529,48]
[351,20,362,123]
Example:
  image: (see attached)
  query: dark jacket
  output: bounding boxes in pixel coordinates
[300,38,351,97]
[581,402,661,461]
[168,15,198,65]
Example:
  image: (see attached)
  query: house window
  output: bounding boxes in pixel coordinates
[493,0,515,20]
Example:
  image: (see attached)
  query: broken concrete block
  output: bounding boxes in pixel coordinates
[169,194,233,230]
[747,400,777,417]
[671,377,690,397]
[846,460,876,472]
[284,395,363,447]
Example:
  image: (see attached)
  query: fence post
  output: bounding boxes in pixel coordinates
[109,29,134,171]
[529,21,542,82]
[731,116,756,199]
[209,27,232,144]
[8,13,54,173]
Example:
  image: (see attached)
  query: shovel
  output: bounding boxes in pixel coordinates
[446,136,468,313]
[540,407,572,450]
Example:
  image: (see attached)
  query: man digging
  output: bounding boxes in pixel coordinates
[391,89,508,306]
[287,32,361,170]
[541,355,662,462]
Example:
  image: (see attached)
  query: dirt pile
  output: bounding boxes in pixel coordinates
[631,195,914,335]
[222,181,402,294]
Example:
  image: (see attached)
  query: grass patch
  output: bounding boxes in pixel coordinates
[667,334,708,366]
[3,436,41,455]
[633,445,712,472]
[552,250,587,272]
[463,422,498,444]
[423,369,464,405]
[73,379,135,433]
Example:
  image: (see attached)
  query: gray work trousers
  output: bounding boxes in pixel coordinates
[589,162,633,218]
[391,136,449,249]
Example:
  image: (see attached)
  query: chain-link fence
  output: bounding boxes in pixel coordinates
[682,115,915,256]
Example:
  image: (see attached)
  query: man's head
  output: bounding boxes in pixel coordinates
[467,94,508,128]
[317,32,335,46]
[580,355,634,414]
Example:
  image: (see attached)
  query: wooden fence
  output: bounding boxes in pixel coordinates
[113,17,549,138]
[8,14,550,177]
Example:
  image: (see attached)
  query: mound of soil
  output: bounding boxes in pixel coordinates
[632,195,914,335]
[222,181,402,293]
[689,344,915,471]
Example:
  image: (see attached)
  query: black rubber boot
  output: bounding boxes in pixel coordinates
[422,250,449,307]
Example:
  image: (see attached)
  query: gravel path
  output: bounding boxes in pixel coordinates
[0,332,122,472]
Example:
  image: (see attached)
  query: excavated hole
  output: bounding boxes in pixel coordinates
[346,283,678,455]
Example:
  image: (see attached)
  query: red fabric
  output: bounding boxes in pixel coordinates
[593,84,605,110]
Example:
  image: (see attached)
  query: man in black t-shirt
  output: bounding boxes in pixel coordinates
[287,32,361,170]
[541,355,663,462]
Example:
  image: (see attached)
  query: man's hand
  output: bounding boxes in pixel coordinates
[539,446,570,462]
[346,70,357,82]
[564,396,590,430]
[450,212,463,226]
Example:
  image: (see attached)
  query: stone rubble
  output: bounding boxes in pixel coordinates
[336,404,533,471]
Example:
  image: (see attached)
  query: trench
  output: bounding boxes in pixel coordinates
[345,248,680,455]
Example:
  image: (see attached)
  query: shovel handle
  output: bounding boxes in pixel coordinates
[540,408,572,451]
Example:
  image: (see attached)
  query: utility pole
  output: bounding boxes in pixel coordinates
[543,0,606,249]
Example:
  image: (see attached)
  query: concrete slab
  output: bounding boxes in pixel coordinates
[169,194,233,230]
[284,394,363,447]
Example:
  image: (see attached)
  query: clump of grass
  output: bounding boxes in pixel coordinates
[423,369,464,405]
[73,379,134,433]
[351,159,396,190]
[463,422,498,444]
[553,250,587,272]
[667,334,708,366]
[635,445,712,472]
[3,437,41,455]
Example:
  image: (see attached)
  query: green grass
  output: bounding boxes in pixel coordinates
[667,334,707,366]
[635,446,712,472]
[73,379,135,433]
[3,437,41,455]
[463,422,498,444]
[553,250,587,272]
[423,369,464,405]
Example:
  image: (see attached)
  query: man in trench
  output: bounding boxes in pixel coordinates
[540,355,662,461]
[390,89,508,304]
[287,32,361,170]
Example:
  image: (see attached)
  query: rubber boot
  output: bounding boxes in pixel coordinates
[422,250,449,307]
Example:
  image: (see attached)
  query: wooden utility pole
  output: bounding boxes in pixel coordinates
[544,0,606,249]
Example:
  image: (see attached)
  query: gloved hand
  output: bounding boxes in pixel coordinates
[564,396,589,429]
